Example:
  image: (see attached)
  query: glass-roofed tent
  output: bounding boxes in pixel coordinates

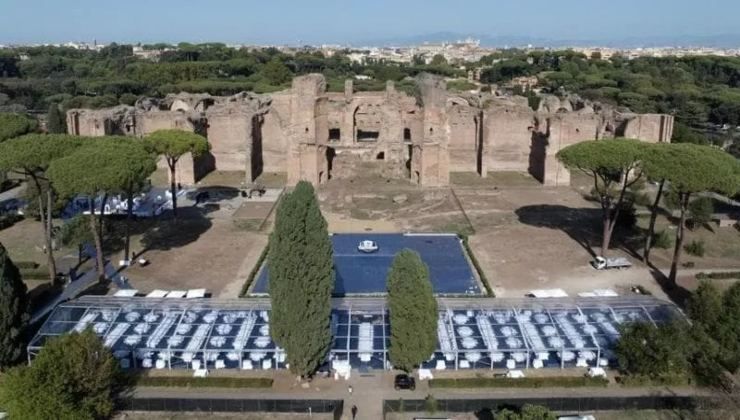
[28,296,683,372]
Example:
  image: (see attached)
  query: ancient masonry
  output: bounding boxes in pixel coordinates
[67,74,674,186]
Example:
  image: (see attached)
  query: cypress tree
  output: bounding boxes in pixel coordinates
[387,249,438,372]
[46,104,66,134]
[268,181,333,377]
[0,242,29,370]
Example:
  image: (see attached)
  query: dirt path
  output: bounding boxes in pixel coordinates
[218,233,269,298]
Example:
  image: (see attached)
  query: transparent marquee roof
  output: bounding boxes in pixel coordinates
[29,296,682,371]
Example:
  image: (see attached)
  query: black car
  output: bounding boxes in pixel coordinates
[394,374,416,390]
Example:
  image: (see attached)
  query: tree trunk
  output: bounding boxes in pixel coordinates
[606,173,632,243]
[601,210,611,258]
[29,172,57,285]
[644,179,665,263]
[45,188,58,285]
[125,188,133,262]
[98,193,107,242]
[668,192,690,287]
[88,198,106,281]
[168,159,178,218]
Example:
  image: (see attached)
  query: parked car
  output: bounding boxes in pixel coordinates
[394,374,416,390]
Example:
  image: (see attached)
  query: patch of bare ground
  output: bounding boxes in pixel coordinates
[120,217,265,296]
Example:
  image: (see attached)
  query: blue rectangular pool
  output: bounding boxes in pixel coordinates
[251,233,480,296]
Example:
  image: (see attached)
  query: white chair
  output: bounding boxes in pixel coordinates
[191,359,201,370]
[459,360,470,369]
[262,359,272,370]
[576,358,588,367]
[435,360,446,370]
[215,359,226,369]
[588,367,607,378]
[532,359,544,369]
[418,369,434,380]
[193,369,208,378]
[141,358,153,368]
[241,360,253,370]
[155,359,166,369]
[506,359,516,370]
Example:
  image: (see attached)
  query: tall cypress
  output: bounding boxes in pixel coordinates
[0,242,29,370]
[387,249,438,372]
[268,181,333,377]
[46,104,66,134]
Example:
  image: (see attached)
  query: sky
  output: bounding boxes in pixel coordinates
[0,0,738,46]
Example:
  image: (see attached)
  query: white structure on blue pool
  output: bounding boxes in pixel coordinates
[357,240,379,253]
[29,296,681,372]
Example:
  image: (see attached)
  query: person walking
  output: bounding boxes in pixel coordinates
[348,385,353,394]
[351,405,358,419]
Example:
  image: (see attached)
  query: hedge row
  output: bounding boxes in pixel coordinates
[460,235,494,297]
[696,271,740,281]
[616,374,692,387]
[429,376,609,389]
[239,245,269,297]
[135,376,273,388]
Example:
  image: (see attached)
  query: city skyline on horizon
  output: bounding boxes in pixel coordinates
[2,0,740,48]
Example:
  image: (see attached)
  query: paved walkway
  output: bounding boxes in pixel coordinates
[30,250,117,324]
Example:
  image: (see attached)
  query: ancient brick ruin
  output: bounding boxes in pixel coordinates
[67,74,674,186]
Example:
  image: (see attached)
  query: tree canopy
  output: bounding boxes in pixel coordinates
[145,129,209,162]
[643,143,739,196]
[0,133,85,283]
[48,138,157,279]
[0,329,121,420]
[145,129,208,217]
[642,143,740,284]
[556,138,651,257]
[0,242,28,370]
[387,249,438,372]
[49,138,156,199]
[0,112,37,142]
[267,181,334,377]
[0,134,83,173]
[615,321,691,377]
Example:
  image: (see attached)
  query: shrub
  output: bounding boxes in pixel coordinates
[684,240,705,257]
[616,374,692,387]
[652,230,673,249]
[428,376,608,388]
[134,376,272,388]
[424,394,438,414]
[696,271,740,280]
